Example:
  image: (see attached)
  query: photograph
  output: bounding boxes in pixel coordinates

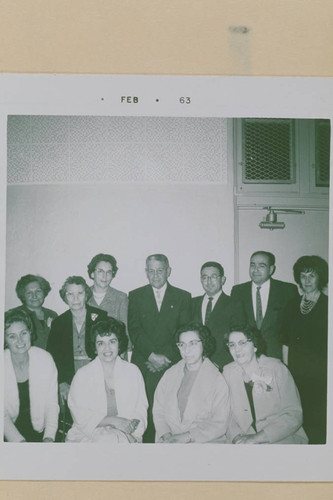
[0,75,332,481]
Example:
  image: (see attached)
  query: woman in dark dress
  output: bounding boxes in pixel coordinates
[47,276,106,407]
[280,255,328,444]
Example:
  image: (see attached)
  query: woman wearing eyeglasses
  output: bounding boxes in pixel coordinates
[86,253,128,328]
[223,326,308,444]
[66,317,148,442]
[153,322,230,443]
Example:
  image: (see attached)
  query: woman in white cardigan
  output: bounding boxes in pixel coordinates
[67,317,148,442]
[223,326,308,444]
[4,309,59,442]
[153,322,230,443]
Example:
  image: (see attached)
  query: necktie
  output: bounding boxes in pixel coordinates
[205,297,213,325]
[256,286,263,329]
[155,290,162,311]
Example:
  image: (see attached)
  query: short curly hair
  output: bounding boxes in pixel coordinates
[59,276,92,304]
[88,317,128,359]
[15,274,51,304]
[224,325,266,358]
[293,255,328,291]
[175,321,216,358]
[4,308,36,347]
[87,254,118,279]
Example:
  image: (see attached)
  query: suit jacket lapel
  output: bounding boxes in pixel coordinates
[261,279,275,328]
[244,282,256,324]
[146,285,160,317]
[193,295,204,323]
[209,292,226,323]
[159,283,174,315]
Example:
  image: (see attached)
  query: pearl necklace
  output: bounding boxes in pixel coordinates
[300,292,320,315]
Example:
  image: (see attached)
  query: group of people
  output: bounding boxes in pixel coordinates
[4,251,328,445]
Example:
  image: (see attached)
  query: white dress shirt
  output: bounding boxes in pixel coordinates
[201,290,222,323]
[251,279,270,319]
[153,282,167,311]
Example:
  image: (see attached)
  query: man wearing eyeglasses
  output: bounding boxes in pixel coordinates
[231,251,298,360]
[192,261,241,370]
[128,254,191,442]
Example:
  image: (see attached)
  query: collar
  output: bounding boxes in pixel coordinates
[152,282,167,295]
[205,289,222,303]
[251,278,271,292]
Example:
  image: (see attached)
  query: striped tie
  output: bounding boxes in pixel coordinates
[256,286,263,329]
[205,297,213,325]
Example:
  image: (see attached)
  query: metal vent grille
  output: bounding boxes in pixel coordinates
[242,118,295,184]
[315,119,330,187]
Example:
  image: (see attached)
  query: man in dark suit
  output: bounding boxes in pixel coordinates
[128,254,191,442]
[231,251,299,360]
[191,261,241,370]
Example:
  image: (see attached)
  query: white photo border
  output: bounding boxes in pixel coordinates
[0,75,332,481]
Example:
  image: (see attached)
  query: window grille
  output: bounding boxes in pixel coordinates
[315,119,330,187]
[242,118,295,184]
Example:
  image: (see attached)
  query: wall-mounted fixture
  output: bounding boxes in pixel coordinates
[259,206,304,230]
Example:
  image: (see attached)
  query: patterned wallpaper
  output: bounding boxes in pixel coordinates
[7,116,228,184]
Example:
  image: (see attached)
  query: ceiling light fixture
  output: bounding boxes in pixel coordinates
[259,206,304,230]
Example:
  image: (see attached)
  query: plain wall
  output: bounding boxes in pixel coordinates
[6,183,235,313]
[237,207,329,285]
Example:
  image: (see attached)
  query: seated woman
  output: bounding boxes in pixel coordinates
[4,309,59,442]
[66,317,148,442]
[223,326,308,444]
[280,255,328,444]
[47,276,107,407]
[153,322,230,443]
[14,274,58,350]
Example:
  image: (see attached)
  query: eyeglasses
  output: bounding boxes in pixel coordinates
[227,340,252,349]
[66,291,85,298]
[176,340,202,350]
[201,275,221,282]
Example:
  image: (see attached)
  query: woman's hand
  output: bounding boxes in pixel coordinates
[232,433,252,444]
[159,432,192,443]
[232,432,267,444]
[147,353,171,372]
[59,382,70,406]
[43,437,54,443]
[158,432,172,443]
[98,416,139,434]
